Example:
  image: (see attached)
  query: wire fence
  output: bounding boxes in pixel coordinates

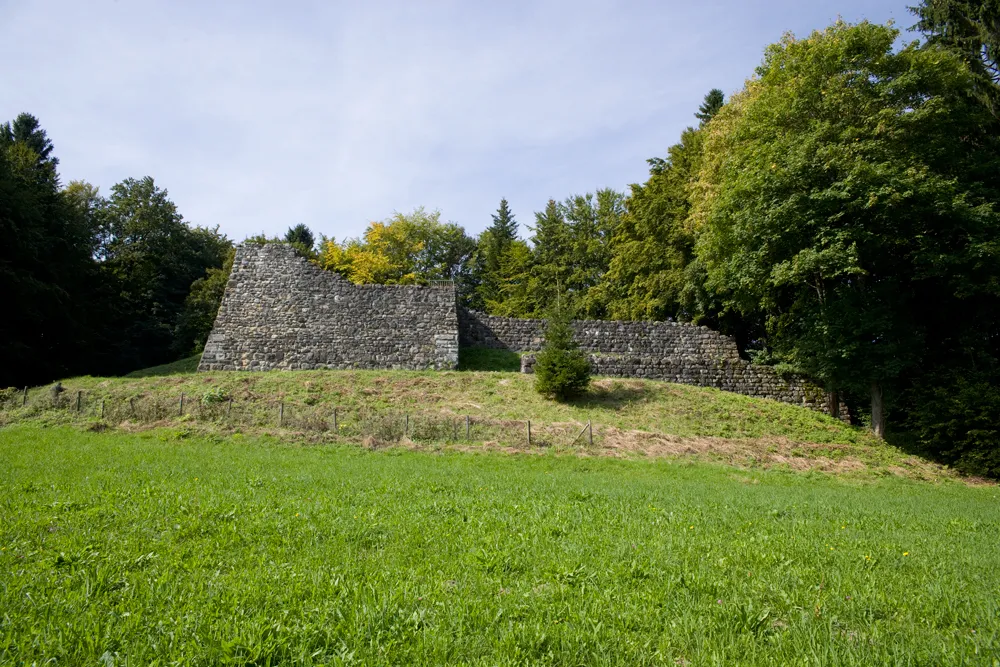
[0,386,599,450]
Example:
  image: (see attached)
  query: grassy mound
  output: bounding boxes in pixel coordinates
[0,367,960,480]
[0,425,996,664]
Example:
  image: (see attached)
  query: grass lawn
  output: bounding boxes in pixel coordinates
[1,424,997,664]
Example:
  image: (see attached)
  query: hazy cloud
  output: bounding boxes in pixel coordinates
[1,0,911,241]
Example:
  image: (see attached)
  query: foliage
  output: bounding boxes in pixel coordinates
[475,198,519,308]
[902,369,1000,477]
[174,247,236,355]
[283,223,317,259]
[1,424,997,663]
[95,176,231,374]
[599,125,704,323]
[319,208,475,286]
[534,305,591,400]
[691,21,1000,436]
[695,88,726,124]
[911,0,1000,115]
[0,114,100,388]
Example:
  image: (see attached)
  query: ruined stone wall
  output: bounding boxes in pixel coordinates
[198,244,459,372]
[198,247,843,418]
[459,308,742,360]
[462,308,844,417]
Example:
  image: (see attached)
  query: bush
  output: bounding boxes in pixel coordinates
[904,371,1000,478]
[534,307,591,400]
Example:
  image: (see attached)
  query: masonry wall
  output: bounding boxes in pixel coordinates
[461,308,844,417]
[198,244,459,372]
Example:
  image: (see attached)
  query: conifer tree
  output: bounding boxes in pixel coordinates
[533,301,591,400]
[477,198,519,308]
[695,88,725,125]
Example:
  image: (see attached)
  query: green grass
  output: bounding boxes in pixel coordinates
[458,347,523,372]
[1,366,959,479]
[124,353,202,378]
[0,424,997,664]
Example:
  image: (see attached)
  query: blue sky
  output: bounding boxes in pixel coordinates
[1,0,916,242]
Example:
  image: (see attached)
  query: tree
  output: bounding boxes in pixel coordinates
[174,247,236,355]
[695,88,726,125]
[692,21,1000,437]
[477,198,519,308]
[598,91,729,329]
[319,208,475,286]
[525,199,573,314]
[0,113,59,180]
[911,0,1000,116]
[564,189,625,319]
[0,115,96,387]
[284,223,316,256]
[533,302,591,400]
[96,177,230,373]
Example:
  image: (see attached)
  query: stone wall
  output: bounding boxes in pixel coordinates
[460,308,742,360]
[463,308,845,417]
[198,243,459,371]
[198,246,844,418]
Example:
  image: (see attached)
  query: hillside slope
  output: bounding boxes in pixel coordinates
[1,368,960,481]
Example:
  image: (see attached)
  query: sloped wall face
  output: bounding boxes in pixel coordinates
[462,308,845,418]
[198,244,459,372]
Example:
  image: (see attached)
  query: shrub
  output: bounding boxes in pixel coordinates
[903,371,1000,478]
[534,306,591,400]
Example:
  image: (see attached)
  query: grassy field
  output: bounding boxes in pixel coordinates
[0,424,997,664]
[2,362,959,480]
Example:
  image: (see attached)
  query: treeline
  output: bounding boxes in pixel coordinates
[3,3,999,474]
[1,116,232,385]
[312,11,1000,475]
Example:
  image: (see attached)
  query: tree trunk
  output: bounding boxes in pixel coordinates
[827,389,840,420]
[870,382,885,439]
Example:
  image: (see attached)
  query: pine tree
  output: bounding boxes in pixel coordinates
[695,89,725,125]
[284,223,316,256]
[911,0,999,115]
[533,302,591,400]
[478,198,519,309]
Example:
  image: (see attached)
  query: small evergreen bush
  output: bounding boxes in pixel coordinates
[534,306,591,400]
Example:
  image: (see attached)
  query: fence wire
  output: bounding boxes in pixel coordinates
[0,387,600,450]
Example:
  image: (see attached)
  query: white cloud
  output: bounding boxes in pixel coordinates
[0,0,910,241]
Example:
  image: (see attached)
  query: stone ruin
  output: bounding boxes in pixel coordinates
[200,243,844,417]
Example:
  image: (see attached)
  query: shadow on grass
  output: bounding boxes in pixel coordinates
[566,382,657,410]
[125,354,201,378]
[459,348,522,372]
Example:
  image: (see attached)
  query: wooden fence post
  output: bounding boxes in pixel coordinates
[527,420,532,447]
[405,413,409,437]
[76,391,82,413]
[588,420,593,446]
[332,407,338,432]
[279,402,284,427]
[465,415,470,440]
[100,400,105,419]
[228,398,233,418]
[179,393,185,416]
[22,387,28,407]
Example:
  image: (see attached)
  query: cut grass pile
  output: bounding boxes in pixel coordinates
[0,367,950,478]
[0,425,997,664]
